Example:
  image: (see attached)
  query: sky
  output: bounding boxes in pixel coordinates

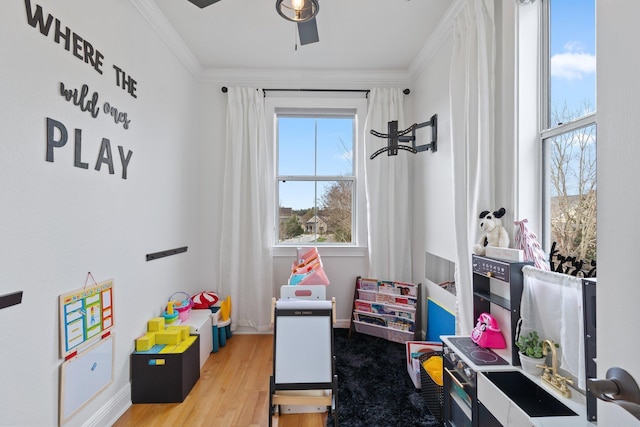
[278,116,354,210]
[549,0,596,118]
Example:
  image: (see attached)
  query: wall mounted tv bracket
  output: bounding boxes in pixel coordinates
[370,114,437,159]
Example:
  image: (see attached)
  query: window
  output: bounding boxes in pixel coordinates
[276,109,357,245]
[541,0,596,273]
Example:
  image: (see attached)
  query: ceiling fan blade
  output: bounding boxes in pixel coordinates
[298,17,319,45]
[187,0,222,8]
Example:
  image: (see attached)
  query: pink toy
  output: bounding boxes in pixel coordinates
[471,312,506,349]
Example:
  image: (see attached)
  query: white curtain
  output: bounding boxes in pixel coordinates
[363,88,412,282]
[450,0,496,335]
[218,87,274,332]
[520,266,585,389]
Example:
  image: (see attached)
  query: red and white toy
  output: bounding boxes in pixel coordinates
[191,291,219,309]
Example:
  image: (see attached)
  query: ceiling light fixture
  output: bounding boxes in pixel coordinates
[276,0,319,23]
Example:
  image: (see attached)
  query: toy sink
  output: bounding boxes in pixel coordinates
[483,371,577,417]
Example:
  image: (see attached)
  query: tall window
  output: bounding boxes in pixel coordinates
[276,110,356,245]
[542,0,596,274]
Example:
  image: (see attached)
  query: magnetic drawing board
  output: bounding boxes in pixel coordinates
[274,300,333,385]
[59,335,114,426]
[275,316,332,384]
[59,279,114,358]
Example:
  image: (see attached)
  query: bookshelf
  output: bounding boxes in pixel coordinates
[349,276,420,343]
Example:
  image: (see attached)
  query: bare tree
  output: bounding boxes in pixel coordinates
[320,181,352,242]
[549,101,597,263]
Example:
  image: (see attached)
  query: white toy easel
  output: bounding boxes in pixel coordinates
[269,286,338,426]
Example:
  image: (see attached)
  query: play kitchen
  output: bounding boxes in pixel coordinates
[441,336,597,426]
[440,255,597,426]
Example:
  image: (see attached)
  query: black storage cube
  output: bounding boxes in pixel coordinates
[131,335,200,403]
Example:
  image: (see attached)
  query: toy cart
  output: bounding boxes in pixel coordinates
[269,295,338,426]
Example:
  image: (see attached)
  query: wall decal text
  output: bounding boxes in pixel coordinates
[25,0,138,98]
[46,117,133,180]
[59,82,131,129]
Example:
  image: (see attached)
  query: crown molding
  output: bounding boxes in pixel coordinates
[130,0,204,79]
[407,0,465,82]
[198,67,411,87]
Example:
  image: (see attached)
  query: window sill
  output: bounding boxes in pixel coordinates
[272,245,367,258]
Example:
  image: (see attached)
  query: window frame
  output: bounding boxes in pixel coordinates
[265,94,368,252]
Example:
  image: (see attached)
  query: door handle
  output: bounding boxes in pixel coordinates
[588,367,640,421]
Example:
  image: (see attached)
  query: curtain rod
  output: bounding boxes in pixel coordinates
[220,87,411,96]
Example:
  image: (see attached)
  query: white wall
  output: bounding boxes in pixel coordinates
[595,1,640,424]
[0,1,204,425]
[195,83,226,290]
[410,34,458,320]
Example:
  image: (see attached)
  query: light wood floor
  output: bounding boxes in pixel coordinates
[113,334,329,427]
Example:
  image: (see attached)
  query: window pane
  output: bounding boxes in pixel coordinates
[278,118,317,176]
[278,180,352,244]
[549,0,596,126]
[548,124,596,264]
[278,117,354,176]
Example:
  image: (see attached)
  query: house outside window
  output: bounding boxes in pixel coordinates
[541,0,596,275]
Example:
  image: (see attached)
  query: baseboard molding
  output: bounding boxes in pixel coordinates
[335,319,350,329]
[82,384,131,427]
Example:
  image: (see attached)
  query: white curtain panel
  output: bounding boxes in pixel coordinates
[450,0,496,335]
[520,266,585,389]
[363,88,412,282]
[218,87,274,331]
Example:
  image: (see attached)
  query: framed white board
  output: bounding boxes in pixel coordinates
[274,300,333,385]
[275,316,332,384]
[59,335,114,426]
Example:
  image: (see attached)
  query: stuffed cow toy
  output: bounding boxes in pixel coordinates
[473,207,510,256]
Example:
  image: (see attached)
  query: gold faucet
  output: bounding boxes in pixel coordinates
[542,340,558,376]
[541,339,573,398]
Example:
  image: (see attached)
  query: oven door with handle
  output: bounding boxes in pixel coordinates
[443,360,474,427]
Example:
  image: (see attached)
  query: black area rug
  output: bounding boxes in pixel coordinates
[327,328,442,427]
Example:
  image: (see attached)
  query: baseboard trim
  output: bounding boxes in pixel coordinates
[82,384,131,427]
[335,319,351,329]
